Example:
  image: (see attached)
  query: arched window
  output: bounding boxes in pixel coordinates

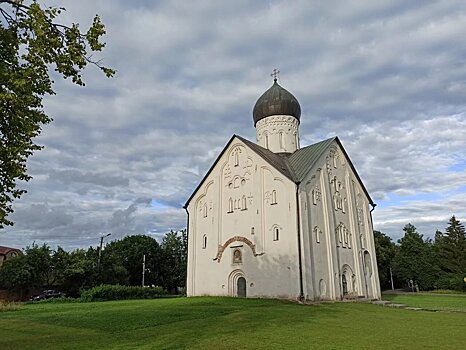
[228,197,233,213]
[241,195,247,210]
[273,227,280,241]
[203,203,208,218]
[202,235,207,249]
[264,133,269,149]
[271,190,277,205]
[294,132,299,148]
[314,226,322,243]
[279,131,284,149]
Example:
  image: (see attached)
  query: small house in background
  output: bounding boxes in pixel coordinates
[0,246,21,266]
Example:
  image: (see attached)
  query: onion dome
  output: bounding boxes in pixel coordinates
[253,79,301,126]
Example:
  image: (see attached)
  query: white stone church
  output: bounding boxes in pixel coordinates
[185,76,381,301]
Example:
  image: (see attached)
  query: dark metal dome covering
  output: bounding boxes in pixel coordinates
[253,80,301,126]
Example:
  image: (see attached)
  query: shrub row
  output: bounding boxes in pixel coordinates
[80,284,168,302]
[435,274,466,292]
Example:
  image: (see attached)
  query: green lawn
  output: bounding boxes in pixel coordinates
[1,296,465,350]
[383,292,466,312]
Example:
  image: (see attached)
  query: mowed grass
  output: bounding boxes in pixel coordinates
[383,292,466,312]
[0,296,465,350]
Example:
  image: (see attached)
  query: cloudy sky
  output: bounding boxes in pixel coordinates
[2,0,465,250]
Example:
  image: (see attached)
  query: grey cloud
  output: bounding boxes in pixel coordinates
[50,170,129,187]
[2,0,466,249]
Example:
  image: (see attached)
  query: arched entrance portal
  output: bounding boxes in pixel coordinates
[228,269,247,297]
[342,274,348,296]
[237,277,246,297]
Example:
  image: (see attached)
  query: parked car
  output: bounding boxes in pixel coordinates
[29,290,65,301]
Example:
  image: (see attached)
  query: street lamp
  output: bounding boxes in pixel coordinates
[97,233,111,273]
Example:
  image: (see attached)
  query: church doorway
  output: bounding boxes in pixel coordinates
[228,269,247,297]
[342,274,348,296]
[237,277,246,297]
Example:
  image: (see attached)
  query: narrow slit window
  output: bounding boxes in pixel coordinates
[228,198,233,213]
[271,190,277,205]
[202,235,207,249]
[241,195,247,210]
[203,203,208,218]
[273,227,279,241]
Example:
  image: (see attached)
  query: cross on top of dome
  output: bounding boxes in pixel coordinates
[270,68,280,82]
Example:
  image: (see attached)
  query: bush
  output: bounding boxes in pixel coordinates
[435,273,466,292]
[80,284,168,302]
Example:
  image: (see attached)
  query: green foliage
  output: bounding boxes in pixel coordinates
[435,216,466,276]
[393,224,439,290]
[104,235,161,287]
[80,284,167,302]
[159,229,187,293]
[435,273,466,292]
[373,230,398,289]
[0,0,114,227]
[0,242,53,293]
[52,248,95,297]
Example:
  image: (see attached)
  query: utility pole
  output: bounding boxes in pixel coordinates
[97,233,111,273]
[142,254,146,287]
[390,266,394,290]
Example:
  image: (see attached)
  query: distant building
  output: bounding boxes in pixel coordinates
[0,246,21,266]
[185,76,381,301]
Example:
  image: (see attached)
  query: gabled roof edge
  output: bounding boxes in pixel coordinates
[235,135,297,182]
[334,137,374,205]
[184,135,238,209]
[293,136,374,205]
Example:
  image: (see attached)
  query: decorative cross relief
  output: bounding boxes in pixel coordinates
[357,207,364,226]
[356,195,364,226]
[224,165,232,182]
[330,177,346,213]
[242,158,253,178]
[326,149,337,176]
[312,186,321,205]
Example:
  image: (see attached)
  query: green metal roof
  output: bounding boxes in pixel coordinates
[288,137,336,182]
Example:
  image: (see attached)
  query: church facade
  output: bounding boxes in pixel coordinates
[185,78,381,301]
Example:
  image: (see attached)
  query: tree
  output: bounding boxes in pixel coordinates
[393,224,439,290]
[435,216,466,274]
[373,230,398,290]
[0,0,114,227]
[104,235,161,287]
[52,247,94,297]
[0,242,53,296]
[434,216,466,291]
[160,230,187,293]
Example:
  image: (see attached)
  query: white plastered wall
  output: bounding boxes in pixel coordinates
[186,137,301,299]
[256,115,299,153]
[298,140,381,300]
